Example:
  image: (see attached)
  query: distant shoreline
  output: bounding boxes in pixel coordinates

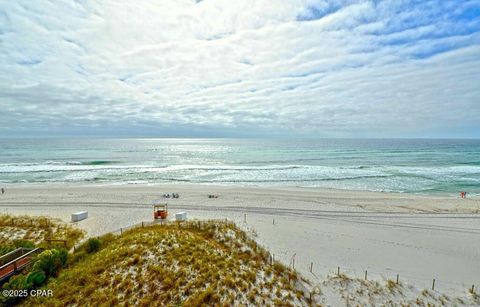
[1,182,478,214]
[0,181,476,198]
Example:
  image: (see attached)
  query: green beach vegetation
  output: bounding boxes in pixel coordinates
[0,214,85,306]
[1,248,69,306]
[0,214,84,253]
[2,218,310,306]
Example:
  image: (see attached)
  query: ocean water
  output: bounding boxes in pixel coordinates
[0,138,479,195]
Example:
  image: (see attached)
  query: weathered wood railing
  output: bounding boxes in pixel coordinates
[0,248,42,283]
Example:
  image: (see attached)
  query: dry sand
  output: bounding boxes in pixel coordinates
[1,183,479,296]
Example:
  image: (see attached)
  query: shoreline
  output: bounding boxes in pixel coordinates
[1,181,477,199]
[0,182,480,209]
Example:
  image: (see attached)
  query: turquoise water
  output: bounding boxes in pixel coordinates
[0,138,479,195]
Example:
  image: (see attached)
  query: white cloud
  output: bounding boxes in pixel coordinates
[0,0,479,137]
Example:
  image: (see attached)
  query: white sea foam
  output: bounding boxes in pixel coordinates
[1,138,479,194]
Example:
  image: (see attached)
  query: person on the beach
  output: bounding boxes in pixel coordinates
[1,188,4,195]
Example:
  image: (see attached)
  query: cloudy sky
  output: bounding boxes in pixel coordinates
[0,0,479,138]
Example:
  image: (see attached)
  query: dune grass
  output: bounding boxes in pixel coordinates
[319,272,480,306]
[0,214,84,252]
[22,220,310,306]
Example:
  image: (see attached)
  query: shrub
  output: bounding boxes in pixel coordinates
[2,274,33,291]
[27,270,46,286]
[1,263,47,305]
[1,274,33,305]
[86,238,102,253]
[32,248,68,278]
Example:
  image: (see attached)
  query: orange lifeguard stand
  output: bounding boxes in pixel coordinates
[153,204,168,219]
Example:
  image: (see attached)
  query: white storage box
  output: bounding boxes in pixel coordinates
[71,211,88,222]
[175,212,187,221]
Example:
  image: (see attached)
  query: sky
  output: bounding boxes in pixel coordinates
[0,0,479,138]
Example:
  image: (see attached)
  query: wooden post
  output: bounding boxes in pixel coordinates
[337,266,340,276]
[292,254,295,269]
[396,274,399,284]
[273,218,275,225]
[120,228,123,235]
[142,221,144,228]
[244,214,246,223]
[432,279,435,290]
[365,270,367,280]
[310,262,313,273]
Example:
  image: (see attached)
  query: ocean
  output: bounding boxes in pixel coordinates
[0,138,479,195]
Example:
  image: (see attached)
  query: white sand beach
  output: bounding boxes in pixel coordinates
[1,183,479,296]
